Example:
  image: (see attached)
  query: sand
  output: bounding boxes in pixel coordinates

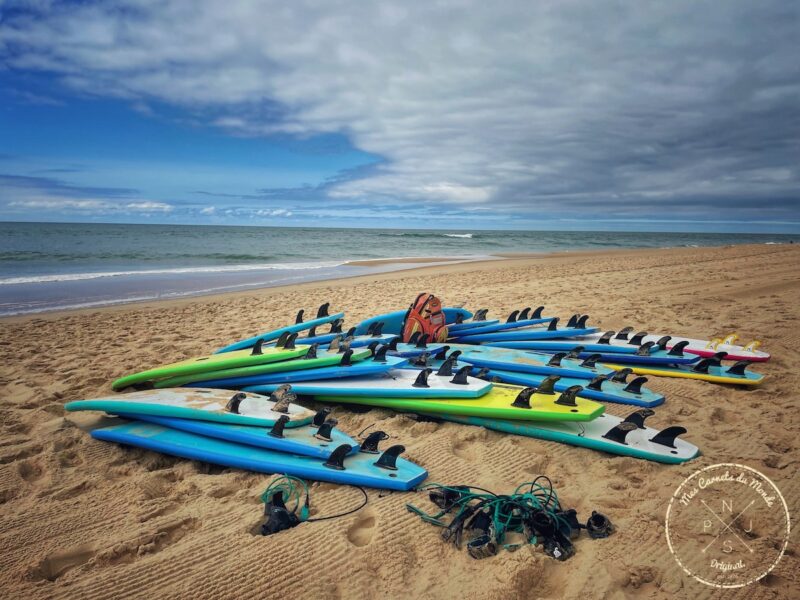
[1,243,798,600]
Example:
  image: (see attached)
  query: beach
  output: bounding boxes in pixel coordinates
[1,242,798,599]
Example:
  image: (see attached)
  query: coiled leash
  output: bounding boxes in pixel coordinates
[406,476,613,560]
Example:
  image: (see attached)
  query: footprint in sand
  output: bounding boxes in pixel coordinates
[30,543,97,582]
[346,507,376,547]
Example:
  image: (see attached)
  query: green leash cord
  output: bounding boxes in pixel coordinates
[261,475,369,524]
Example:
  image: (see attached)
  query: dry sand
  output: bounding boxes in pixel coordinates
[1,243,798,599]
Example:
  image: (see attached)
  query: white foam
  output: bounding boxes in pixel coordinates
[444,233,473,238]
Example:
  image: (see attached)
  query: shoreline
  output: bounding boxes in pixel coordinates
[2,242,792,324]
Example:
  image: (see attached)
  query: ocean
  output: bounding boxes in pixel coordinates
[0,222,795,316]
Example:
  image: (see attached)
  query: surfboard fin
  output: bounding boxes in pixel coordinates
[436,356,458,376]
[374,445,405,471]
[610,368,632,383]
[307,326,317,338]
[432,345,451,361]
[654,336,672,351]
[345,326,357,338]
[474,367,490,380]
[270,385,295,413]
[304,343,319,359]
[636,341,655,356]
[726,361,750,376]
[566,346,585,359]
[315,419,338,442]
[337,339,352,354]
[323,444,352,470]
[628,331,648,346]
[650,426,687,449]
[386,337,400,351]
[536,375,560,395]
[575,315,589,329]
[519,307,531,320]
[566,314,579,327]
[547,352,566,367]
[622,408,655,429]
[329,319,343,334]
[408,331,421,345]
[225,392,247,414]
[372,345,389,363]
[316,303,330,318]
[668,340,690,356]
[531,306,544,319]
[312,407,332,427]
[295,309,304,324]
[268,415,290,438]
[415,333,429,348]
[547,317,560,331]
[511,387,535,409]
[474,308,489,321]
[506,310,519,323]
[450,366,471,385]
[251,339,266,355]
[580,353,601,368]
[692,354,726,374]
[623,376,648,395]
[597,331,615,344]
[615,326,634,340]
[602,421,637,445]
[454,313,465,324]
[412,352,431,367]
[413,368,433,388]
[554,385,581,407]
[340,349,354,366]
[587,375,606,391]
[327,335,342,352]
[371,322,385,337]
[360,431,389,454]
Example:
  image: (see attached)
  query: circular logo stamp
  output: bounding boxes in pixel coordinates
[665,463,790,588]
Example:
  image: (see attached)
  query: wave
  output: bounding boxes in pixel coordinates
[443,233,473,238]
[383,231,477,239]
[0,261,345,285]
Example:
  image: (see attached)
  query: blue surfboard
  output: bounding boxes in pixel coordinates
[454,326,599,343]
[354,307,472,336]
[483,341,698,366]
[454,346,615,380]
[448,317,555,337]
[92,421,428,490]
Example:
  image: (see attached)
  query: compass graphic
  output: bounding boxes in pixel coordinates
[665,463,790,588]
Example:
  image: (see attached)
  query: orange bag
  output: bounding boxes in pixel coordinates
[401,293,449,343]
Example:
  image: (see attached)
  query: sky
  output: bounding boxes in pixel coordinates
[0,0,798,232]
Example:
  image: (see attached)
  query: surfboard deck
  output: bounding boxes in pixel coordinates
[455,345,615,380]
[600,361,765,386]
[316,383,605,422]
[91,421,427,491]
[429,411,699,464]
[66,388,316,427]
[454,326,599,343]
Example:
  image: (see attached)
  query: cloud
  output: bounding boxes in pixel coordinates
[1,1,798,225]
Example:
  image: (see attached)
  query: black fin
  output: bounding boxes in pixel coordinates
[295,309,304,324]
[536,375,560,395]
[268,415,290,438]
[366,322,376,335]
[327,335,342,352]
[726,361,750,376]
[323,444,351,470]
[340,349,354,366]
[519,307,531,320]
[649,426,687,449]
[386,337,400,351]
[668,340,690,356]
[597,331,615,344]
[312,407,332,427]
[547,317,560,332]
[566,346,585,359]
[711,351,728,363]
[282,332,298,350]
[304,343,319,359]
[692,358,715,374]
[251,338,265,355]
[432,345,451,360]
[511,387,535,409]
[225,392,247,414]
[329,319,343,334]
[413,368,433,388]
[436,356,457,377]
[580,353,601,368]
[547,352,566,367]
[654,335,672,350]
[367,340,380,354]
[316,303,330,318]
[372,345,389,363]
[474,308,489,321]
[307,326,317,338]
[628,331,648,346]
[337,339,352,354]
[610,368,632,383]
[622,408,655,429]
[506,310,519,323]
[554,385,581,407]
[415,333,429,348]
[374,445,404,470]
[454,313,465,324]
[450,366,471,385]
[360,431,389,454]
[587,375,606,391]
[531,306,544,319]
[447,350,462,362]
[636,341,655,356]
[346,326,357,338]
[615,326,634,340]
[623,376,648,394]
[371,322,385,337]
[408,331,421,345]
[602,421,637,445]
[576,315,590,329]
[566,314,579,328]
[315,418,338,442]
[412,352,430,367]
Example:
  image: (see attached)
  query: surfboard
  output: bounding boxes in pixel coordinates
[66,388,316,427]
[214,304,346,354]
[112,342,308,391]
[480,368,665,408]
[117,412,359,459]
[198,355,409,389]
[316,382,605,422]
[453,317,598,343]
[353,307,473,336]
[240,368,493,399]
[91,421,427,491]
[483,340,699,366]
[600,357,765,386]
[573,328,770,362]
[152,348,373,389]
[448,308,556,336]
[428,410,699,464]
[454,345,616,380]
